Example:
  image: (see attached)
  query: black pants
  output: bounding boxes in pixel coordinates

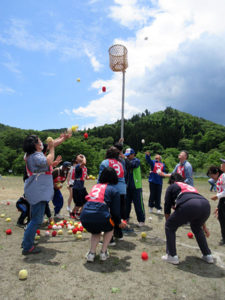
[165,197,211,256]
[114,195,126,239]
[149,182,162,210]
[218,198,225,241]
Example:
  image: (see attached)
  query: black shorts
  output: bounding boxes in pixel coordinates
[82,221,113,234]
[73,188,88,207]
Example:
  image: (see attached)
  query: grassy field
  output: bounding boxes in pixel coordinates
[0,176,225,300]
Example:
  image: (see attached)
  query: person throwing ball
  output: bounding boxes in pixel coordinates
[162,173,213,265]
[80,167,126,262]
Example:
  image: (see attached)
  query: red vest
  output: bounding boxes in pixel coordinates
[153,162,164,173]
[216,174,224,193]
[85,184,107,203]
[176,182,199,194]
[177,165,185,178]
[81,166,87,181]
[108,159,124,178]
[25,157,52,177]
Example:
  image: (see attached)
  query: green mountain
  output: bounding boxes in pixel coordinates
[0,107,224,175]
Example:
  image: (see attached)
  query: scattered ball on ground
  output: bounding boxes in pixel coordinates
[141,251,149,260]
[187,232,194,239]
[141,232,147,238]
[5,229,12,235]
[18,269,28,280]
[52,231,57,237]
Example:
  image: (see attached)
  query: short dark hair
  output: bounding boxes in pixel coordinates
[207,166,223,177]
[169,173,185,184]
[99,167,118,185]
[105,146,120,159]
[181,150,189,159]
[23,135,39,154]
[114,142,123,152]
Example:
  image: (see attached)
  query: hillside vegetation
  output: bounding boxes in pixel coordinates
[0,107,224,176]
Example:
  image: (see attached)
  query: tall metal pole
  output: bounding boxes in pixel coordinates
[121,71,125,140]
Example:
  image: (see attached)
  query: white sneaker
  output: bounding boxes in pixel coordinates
[157,210,162,214]
[161,254,179,265]
[67,206,72,213]
[100,250,110,261]
[86,251,96,262]
[202,254,214,264]
[55,214,63,219]
[138,222,145,227]
[149,208,153,213]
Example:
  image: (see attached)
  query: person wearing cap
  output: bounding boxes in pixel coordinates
[145,152,166,214]
[52,161,71,219]
[207,160,225,245]
[124,148,145,226]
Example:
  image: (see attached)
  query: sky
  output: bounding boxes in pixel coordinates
[0,0,225,131]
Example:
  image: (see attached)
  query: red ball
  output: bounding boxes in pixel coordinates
[102,86,106,92]
[72,228,78,234]
[79,226,84,232]
[48,225,52,230]
[52,230,57,237]
[141,251,148,260]
[60,223,64,228]
[36,229,40,235]
[84,132,88,139]
[122,220,127,224]
[5,229,12,235]
[187,232,194,239]
[7,202,10,205]
[63,220,67,224]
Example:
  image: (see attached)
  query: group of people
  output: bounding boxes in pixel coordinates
[19,133,225,266]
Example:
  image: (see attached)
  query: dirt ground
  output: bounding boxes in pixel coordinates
[0,176,225,300]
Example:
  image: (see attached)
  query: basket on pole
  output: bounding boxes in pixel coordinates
[108,44,128,142]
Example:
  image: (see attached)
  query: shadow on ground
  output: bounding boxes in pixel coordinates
[177,256,225,278]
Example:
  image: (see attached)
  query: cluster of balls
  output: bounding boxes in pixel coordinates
[34,219,86,240]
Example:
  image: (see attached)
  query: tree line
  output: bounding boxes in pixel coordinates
[0,107,224,177]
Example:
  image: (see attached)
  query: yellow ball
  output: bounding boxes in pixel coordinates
[5,218,11,222]
[58,230,63,235]
[19,269,28,280]
[141,232,147,238]
[74,222,79,228]
[67,230,73,235]
[0,213,5,218]
[35,235,40,240]
[46,137,53,143]
[92,176,96,180]
[76,234,82,239]
[71,125,79,132]
[50,221,54,225]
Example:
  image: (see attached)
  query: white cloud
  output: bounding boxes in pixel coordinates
[0,84,15,94]
[68,0,225,127]
[84,49,102,72]
[60,109,72,116]
[0,18,102,72]
[109,0,155,29]
[2,53,21,74]
[0,19,56,52]
[41,72,56,77]
[72,75,140,127]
